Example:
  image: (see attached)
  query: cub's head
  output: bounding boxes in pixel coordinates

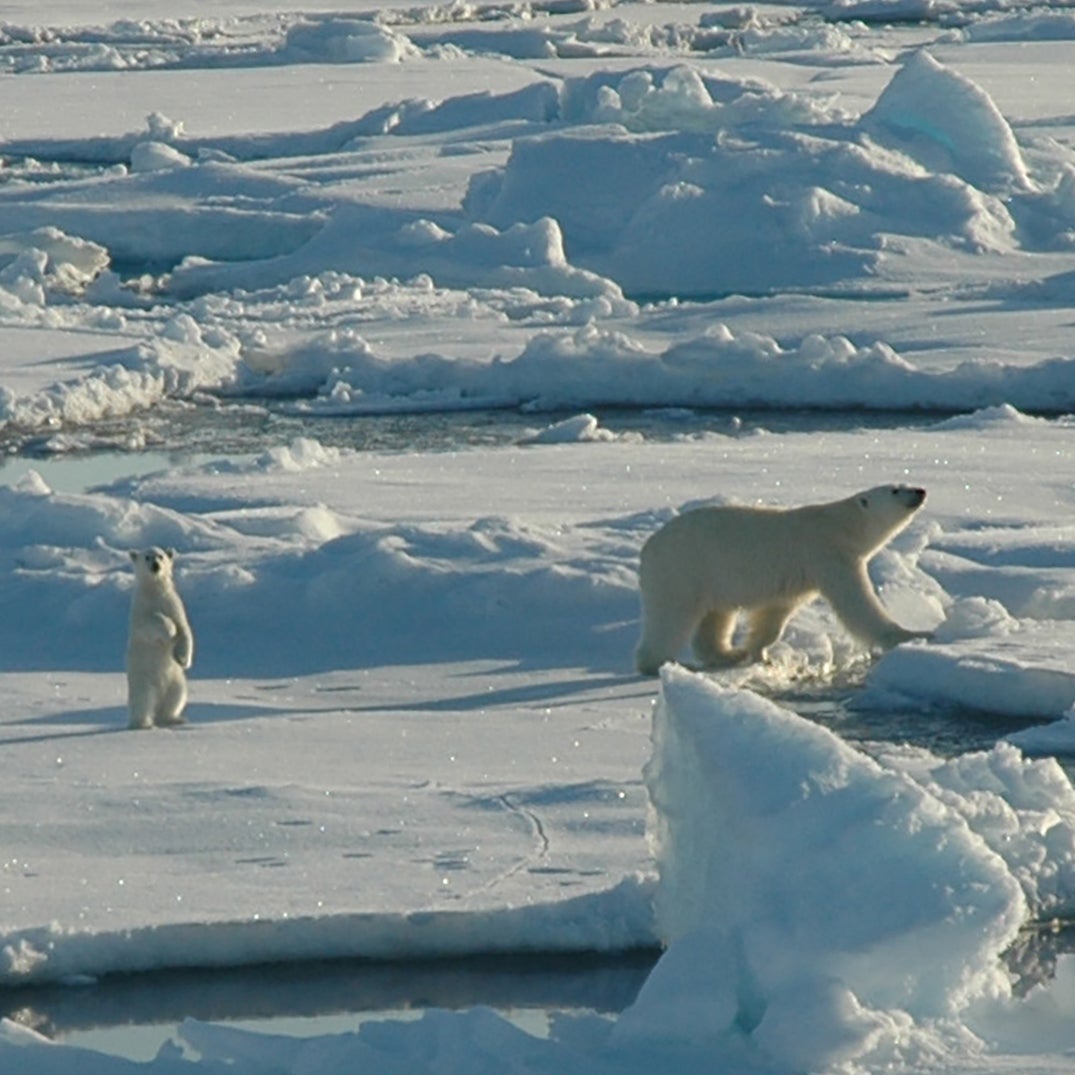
[853,484,926,550]
[129,547,176,585]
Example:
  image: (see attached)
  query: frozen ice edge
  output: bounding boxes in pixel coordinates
[0,875,657,987]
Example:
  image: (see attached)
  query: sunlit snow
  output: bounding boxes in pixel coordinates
[1,0,1075,1072]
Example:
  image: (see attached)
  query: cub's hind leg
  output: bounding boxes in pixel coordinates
[154,671,188,727]
[127,677,157,730]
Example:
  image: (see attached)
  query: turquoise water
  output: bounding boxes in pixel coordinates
[0,451,186,493]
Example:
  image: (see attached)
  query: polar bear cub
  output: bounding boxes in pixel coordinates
[127,547,194,729]
[635,484,931,676]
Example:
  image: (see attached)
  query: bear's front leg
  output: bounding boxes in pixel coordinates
[174,630,194,671]
[819,560,930,652]
[133,611,177,646]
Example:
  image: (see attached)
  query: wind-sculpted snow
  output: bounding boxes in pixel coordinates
[962,11,1075,43]
[468,58,1042,295]
[0,470,642,673]
[167,212,629,307]
[0,39,1074,432]
[0,50,1065,299]
[4,0,1071,79]
[0,6,884,75]
[627,668,1075,1070]
[243,323,1075,415]
[863,50,1031,194]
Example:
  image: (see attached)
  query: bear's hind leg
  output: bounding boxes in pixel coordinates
[127,677,157,730]
[635,597,698,676]
[691,609,746,668]
[744,602,798,664]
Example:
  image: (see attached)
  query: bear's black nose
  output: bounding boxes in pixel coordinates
[910,487,926,506]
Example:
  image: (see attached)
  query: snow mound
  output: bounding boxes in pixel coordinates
[523,413,616,443]
[283,18,419,63]
[466,55,1023,296]
[254,437,344,472]
[130,141,192,172]
[168,212,628,307]
[865,50,1032,194]
[930,403,1047,430]
[644,668,1025,1027]
[246,322,1075,416]
[868,627,1075,720]
[0,227,109,301]
[615,667,1075,1069]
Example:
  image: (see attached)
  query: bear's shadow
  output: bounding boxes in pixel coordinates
[344,672,648,715]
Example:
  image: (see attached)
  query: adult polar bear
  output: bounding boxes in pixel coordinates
[635,484,931,675]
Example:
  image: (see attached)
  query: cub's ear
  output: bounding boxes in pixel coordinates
[129,550,140,563]
[165,548,176,560]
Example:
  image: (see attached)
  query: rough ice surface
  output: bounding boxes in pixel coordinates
[1,0,1075,1071]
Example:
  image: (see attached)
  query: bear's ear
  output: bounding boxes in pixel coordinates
[165,548,176,560]
[129,550,140,563]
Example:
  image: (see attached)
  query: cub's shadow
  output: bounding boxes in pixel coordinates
[4,705,126,744]
[4,702,289,743]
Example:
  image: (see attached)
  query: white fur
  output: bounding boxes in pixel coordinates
[635,484,931,676]
[126,547,194,729]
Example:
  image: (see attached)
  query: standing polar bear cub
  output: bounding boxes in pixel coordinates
[127,547,194,729]
[635,485,931,676]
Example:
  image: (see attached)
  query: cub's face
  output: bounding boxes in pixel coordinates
[129,547,176,584]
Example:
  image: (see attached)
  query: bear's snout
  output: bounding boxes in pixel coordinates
[894,485,926,508]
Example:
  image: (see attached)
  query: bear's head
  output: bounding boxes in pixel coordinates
[129,546,176,586]
[852,484,926,555]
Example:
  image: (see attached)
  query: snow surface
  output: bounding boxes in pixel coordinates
[1,0,1075,1071]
